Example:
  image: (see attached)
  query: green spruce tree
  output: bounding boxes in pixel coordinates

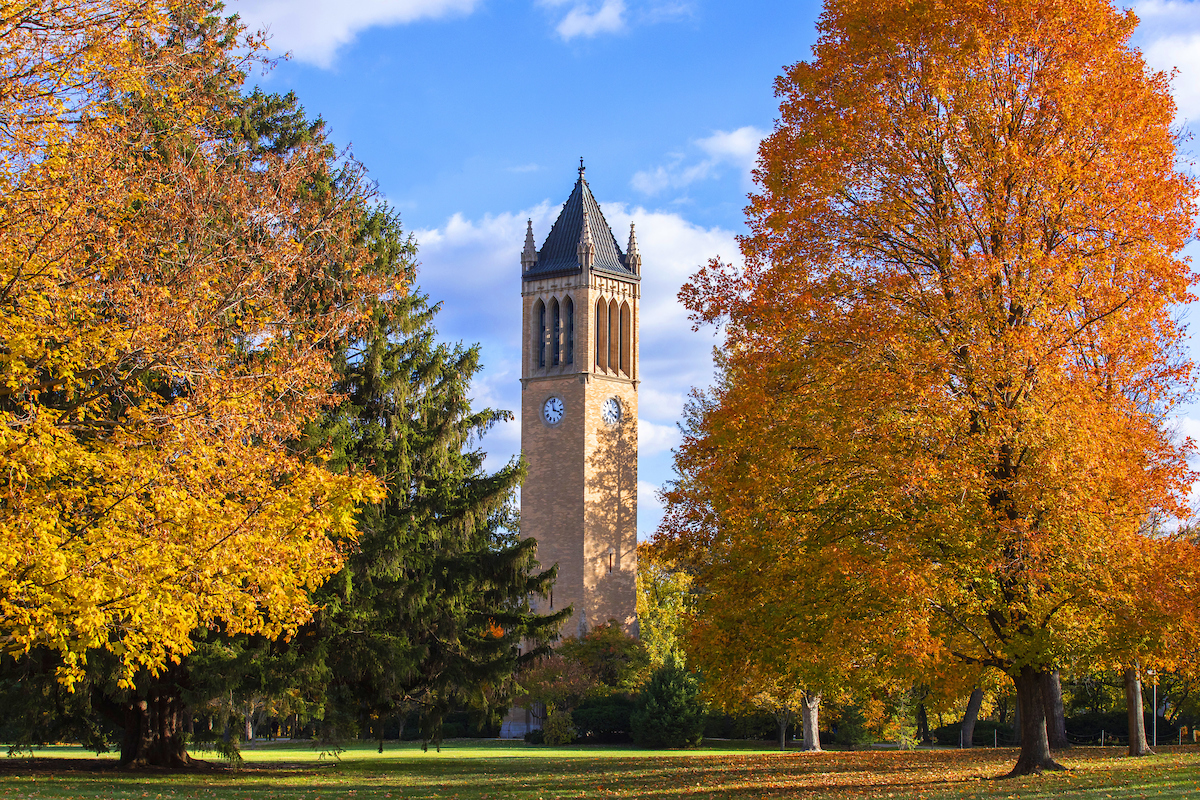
[301,290,566,744]
[631,654,706,748]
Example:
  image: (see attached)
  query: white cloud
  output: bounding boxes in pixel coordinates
[638,480,665,512]
[1143,33,1200,123]
[632,126,767,195]
[553,0,626,39]
[1132,1,1200,123]
[1168,414,1200,449]
[638,418,680,456]
[232,0,479,67]
[696,127,764,167]
[538,0,688,41]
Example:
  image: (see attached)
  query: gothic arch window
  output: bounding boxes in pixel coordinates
[608,299,619,374]
[565,296,575,365]
[619,301,631,377]
[534,299,546,369]
[595,297,608,371]
[550,297,561,366]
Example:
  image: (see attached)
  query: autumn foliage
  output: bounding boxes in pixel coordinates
[662,0,1199,776]
[0,2,390,687]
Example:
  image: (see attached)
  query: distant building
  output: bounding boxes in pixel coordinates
[502,164,641,738]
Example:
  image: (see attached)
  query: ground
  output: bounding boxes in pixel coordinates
[2,740,1199,798]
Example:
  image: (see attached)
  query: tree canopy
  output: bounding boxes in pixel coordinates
[663,0,1199,776]
[0,0,397,689]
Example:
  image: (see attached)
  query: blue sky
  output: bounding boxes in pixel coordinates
[231,0,1200,538]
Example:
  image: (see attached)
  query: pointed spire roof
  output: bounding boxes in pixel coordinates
[625,222,641,275]
[521,218,538,270]
[522,164,640,281]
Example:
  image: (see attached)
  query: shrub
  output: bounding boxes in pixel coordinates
[543,704,577,746]
[574,695,635,743]
[523,728,545,745]
[559,620,651,692]
[631,656,705,748]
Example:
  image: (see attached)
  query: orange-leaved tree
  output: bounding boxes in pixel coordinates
[0,0,392,705]
[659,374,945,755]
[665,0,1198,776]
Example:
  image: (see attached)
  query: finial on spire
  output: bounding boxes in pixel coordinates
[578,157,586,181]
[625,222,641,274]
[521,218,538,271]
[577,207,595,269]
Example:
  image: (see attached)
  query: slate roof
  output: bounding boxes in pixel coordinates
[523,170,640,281]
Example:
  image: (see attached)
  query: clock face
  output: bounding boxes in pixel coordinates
[543,396,565,425]
[601,397,622,427]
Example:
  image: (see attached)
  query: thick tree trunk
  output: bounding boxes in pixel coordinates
[1041,670,1071,751]
[116,665,192,768]
[1125,667,1152,756]
[800,691,822,752]
[1007,666,1065,776]
[119,691,191,767]
[961,687,984,748]
[1012,697,1021,746]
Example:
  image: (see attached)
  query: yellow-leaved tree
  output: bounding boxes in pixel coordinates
[0,0,390,730]
[663,0,1199,776]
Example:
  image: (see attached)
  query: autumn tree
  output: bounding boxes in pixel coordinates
[636,542,694,668]
[0,1,395,765]
[659,371,942,754]
[667,0,1198,777]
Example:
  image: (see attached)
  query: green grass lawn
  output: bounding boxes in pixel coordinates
[3,740,1200,799]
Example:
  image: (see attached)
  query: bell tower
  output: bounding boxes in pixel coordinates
[520,164,639,637]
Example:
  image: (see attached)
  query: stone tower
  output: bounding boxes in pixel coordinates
[520,164,639,637]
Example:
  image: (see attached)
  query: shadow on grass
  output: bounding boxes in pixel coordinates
[2,745,1199,799]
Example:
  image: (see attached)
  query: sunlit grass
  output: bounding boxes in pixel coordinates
[3,740,1200,798]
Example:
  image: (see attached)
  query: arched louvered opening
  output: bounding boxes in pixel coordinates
[534,299,546,369]
[550,297,561,366]
[608,299,619,374]
[620,301,631,376]
[565,296,575,365]
[595,297,608,372]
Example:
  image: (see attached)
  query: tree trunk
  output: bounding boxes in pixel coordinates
[117,668,192,768]
[916,703,931,745]
[800,691,822,752]
[1041,670,1071,751]
[1125,667,1152,756]
[1013,695,1021,746]
[777,713,789,751]
[961,687,984,748]
[1007,666,1064,776]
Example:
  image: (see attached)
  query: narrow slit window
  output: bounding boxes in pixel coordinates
[536,300,546,369]
[551,298,561,366]
[620,302,631,376]
[595,298,608,371]
[608,299,619,373]
[565,296,575,365]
